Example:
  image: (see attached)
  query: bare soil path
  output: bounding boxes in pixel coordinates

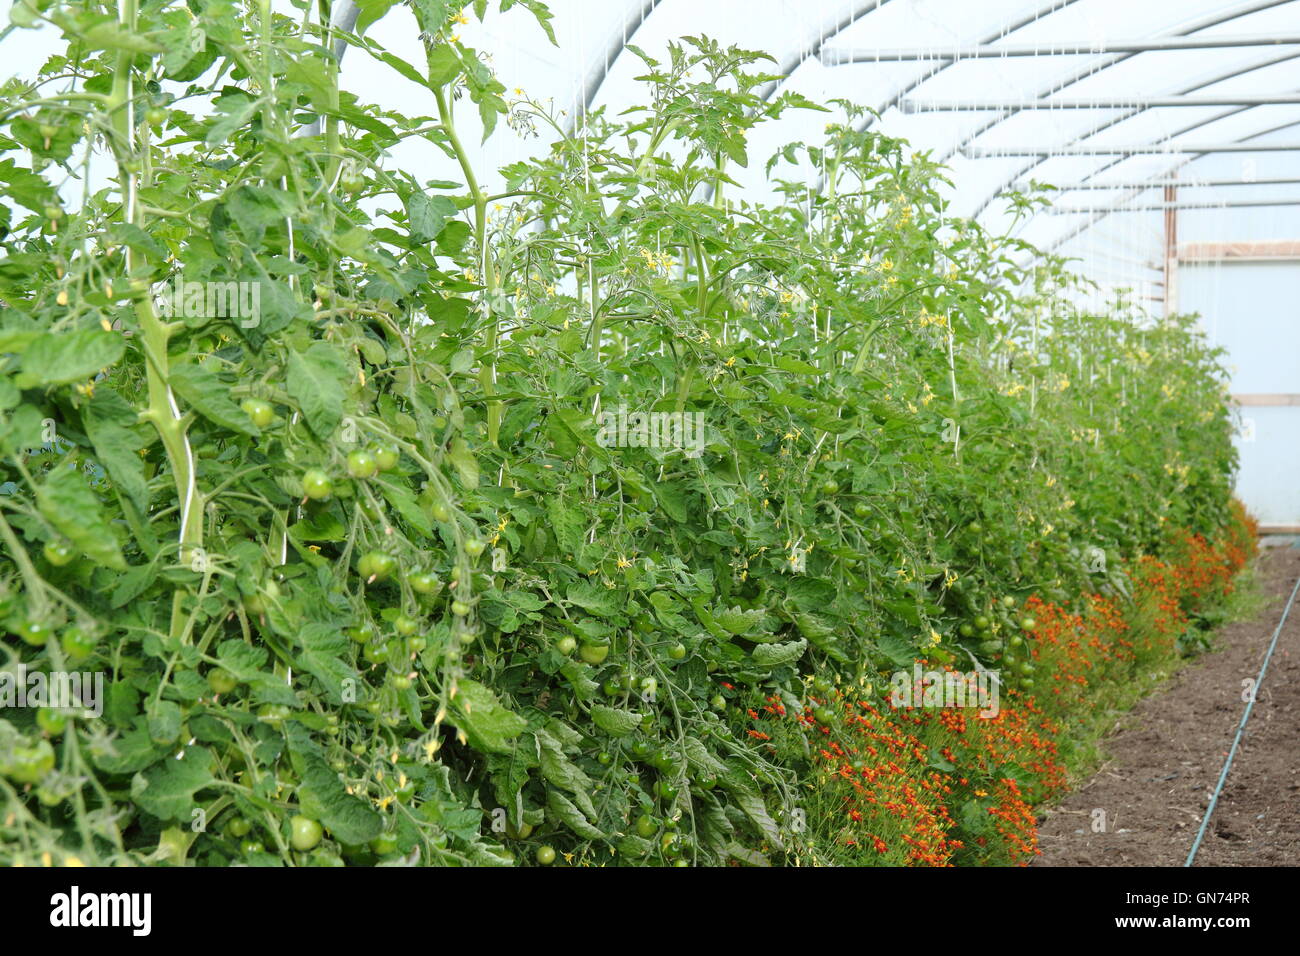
[1034,543,1300,867]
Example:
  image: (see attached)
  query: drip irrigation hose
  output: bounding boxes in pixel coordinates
[1185,572,1300,866]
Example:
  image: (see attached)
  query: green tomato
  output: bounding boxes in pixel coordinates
[409,572,440,594]
[813,707,834,725]
[391,674,412,691]
[393,614,419,637]
[35,707,67,736]
[463,538,486,558]
[958,622,975,639]
[370,833,399,855]
[555,635,577,656]
[358,551,396,582]
[241,398,275,429]
[968,521,984,535]
[1002,596,1018,609]
[853,502,871,518]
[145,106,167,126]
[430,502,452,523]
[7,741,55,784]
[346,449,378,479]
[504,819,534,840]
[710,694,726,711]
[406,635,427,654]
[821,478,839,495]
[61,627,96,660]
[372,445,400,472]
[450,600,471,617]
[225,816,252,839]
[42,539,76,567]
[14,619,50,647]
[667,642,687,660]
[290,816,324,852]
[206,667,238,695]
[302,469,332,501]
[347,623,376,644]
[656,780,678,801]
[1019,616,1036,631]
[535,845,557,865]
[240,840,265,856]
[578,643,609,665]
[635,814,658,838]
[973,615,991,631]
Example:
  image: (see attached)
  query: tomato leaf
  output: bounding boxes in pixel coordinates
[286,342,347,439]
[34,461,126,570]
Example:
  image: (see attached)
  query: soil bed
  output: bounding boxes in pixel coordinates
[1034,544,1300,866]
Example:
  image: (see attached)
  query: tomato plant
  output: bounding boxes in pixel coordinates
[0,0,1242,870]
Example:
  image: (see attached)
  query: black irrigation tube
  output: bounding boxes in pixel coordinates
[1185,570,1300,866]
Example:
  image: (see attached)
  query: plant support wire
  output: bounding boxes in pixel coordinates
[1185,573,1300,867]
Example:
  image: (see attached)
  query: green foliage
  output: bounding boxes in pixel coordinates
[0,1,1238,866]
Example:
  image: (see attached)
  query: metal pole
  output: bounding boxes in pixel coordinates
[903,94,1300,111]
[1163,184,1177,316]
[1019,176,1300,190]
[1049,198,1300,212]
[822,33,1300,63]
[967,142,1300,156]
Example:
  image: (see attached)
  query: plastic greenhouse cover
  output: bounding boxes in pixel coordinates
[1,0,1298,305]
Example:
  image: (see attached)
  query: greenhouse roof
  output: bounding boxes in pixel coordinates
[4,0,1298,299]
[350,0,1300,299]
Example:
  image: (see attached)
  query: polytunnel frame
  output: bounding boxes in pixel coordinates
[317,1,1300,259]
